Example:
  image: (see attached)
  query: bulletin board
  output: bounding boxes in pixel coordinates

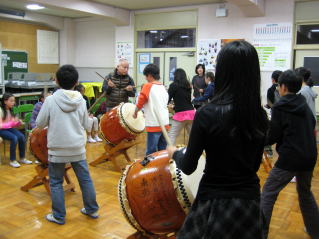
[2,50,28,80]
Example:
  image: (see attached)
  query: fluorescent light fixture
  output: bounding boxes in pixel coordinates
[150,30,158,33]
[311,29,319,32]
[26,4,45,10]
[180,35,189,39]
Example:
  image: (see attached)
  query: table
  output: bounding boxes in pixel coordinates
[81,82,103,98]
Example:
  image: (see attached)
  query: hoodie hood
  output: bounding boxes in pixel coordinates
[53,89,83,113]
[302,85,318,99]
[274,94,308,116]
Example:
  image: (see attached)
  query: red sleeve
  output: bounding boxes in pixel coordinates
[136,83,152,109]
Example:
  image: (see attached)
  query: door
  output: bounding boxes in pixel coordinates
[164,52,195,87]
[136,51,196,89]
[295,49,319,114]
[136,52,164,90]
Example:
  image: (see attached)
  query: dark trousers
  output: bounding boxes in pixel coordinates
[0,128,25,161]
[261,166,319,239]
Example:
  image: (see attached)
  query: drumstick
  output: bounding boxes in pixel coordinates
[88,92,106,113]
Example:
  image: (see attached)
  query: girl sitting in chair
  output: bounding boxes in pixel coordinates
[75,84,103,143]
[0,93,32,167]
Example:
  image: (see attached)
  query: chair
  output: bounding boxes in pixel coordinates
[17,104,34,119]
[23,112,33,138]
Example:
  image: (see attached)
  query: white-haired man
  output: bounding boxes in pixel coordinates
[102,59,136,112]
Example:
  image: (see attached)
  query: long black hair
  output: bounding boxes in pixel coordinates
[1,93,15,120]
[173,68,191,89]
[213,40,268,139]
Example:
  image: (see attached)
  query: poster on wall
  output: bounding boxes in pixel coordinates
[221,39,244,48]
[37,30,59,64]
[116,42,133,66]
[197,39,221,71]
[253,23,293,71]
[138,53,150,73]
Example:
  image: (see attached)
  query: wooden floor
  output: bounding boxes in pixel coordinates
[0,133,318,239]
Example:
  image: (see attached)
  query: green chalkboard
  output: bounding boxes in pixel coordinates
[2,51,28,80]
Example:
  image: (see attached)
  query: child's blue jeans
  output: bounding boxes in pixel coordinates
[0,128,25,161]
[146,132,167,156]
[48,160,99,222]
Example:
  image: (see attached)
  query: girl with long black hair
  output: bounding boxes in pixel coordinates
[168,68,195,145]
[168,41,268,239]
[0,93,31,167]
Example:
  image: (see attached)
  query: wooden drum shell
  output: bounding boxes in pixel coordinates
[29,128,48,165]
[119,150,194,236]
[100,104,136,145]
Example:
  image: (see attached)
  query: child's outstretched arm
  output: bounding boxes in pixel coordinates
[36,98,50,129]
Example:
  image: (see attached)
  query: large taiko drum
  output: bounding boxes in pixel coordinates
[118,150,205,236]
[29,128,48,165]
[100,103,145,145]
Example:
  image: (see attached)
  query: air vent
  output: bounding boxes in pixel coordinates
[0,7,25,17]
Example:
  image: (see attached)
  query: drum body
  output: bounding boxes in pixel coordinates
[118,150,203,236]
[30,128,48,165]
[100,103,145,145]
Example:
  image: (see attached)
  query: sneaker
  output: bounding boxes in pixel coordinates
[290,176,296,183]
[35,160,40,164]
[87,137,96,143]
[80,208,99,219]
[20,158,33,164]
[94,136,103,142]
[46,213,65,225]
[10,160,21,168]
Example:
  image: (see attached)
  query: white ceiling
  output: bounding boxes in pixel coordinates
[0,0,225,19]
[0,0,90,18]
[88,0,224,10]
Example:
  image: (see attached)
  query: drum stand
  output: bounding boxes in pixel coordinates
[90,137,142,171]
[127,232,176,239]
[20,164,75,195]
[262,151,273,173]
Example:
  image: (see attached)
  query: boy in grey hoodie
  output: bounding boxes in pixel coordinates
[296,67,318,120]
[36,65,99,225]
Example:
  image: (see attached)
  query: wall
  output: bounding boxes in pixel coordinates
[0,19,59,74]
[198,0,295,103]
[73,18,116,82]
[116,0,295,103]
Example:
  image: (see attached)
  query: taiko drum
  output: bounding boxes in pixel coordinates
[118,150,199,236]
[100,103,145,145]
[29,128,48,165]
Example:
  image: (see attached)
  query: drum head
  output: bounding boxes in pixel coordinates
[120,103,145,133]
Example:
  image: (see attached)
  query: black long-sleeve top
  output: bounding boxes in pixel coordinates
[266,94,317,171]
[168,83,194,113]
[172,102,265,200]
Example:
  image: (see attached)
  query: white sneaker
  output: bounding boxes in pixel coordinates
[290,176,296,183]
[10,160,21,168]
[80,208,99,219]
[20,158,33,164]
[35,160,40,164]
[88,137,96,143]
[46,213,65,225]
[94,136,103,142]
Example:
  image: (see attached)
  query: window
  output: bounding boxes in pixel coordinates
[138,29,196,48]
[297,24,319,44]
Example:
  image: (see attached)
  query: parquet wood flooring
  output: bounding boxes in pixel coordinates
[0,132,318,239]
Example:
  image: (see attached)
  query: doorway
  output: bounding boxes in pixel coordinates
[295,49,319,114]
[136,51,195,89]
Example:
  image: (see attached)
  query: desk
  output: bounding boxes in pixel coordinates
[81,82,103,98]
[0,92,42,105]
